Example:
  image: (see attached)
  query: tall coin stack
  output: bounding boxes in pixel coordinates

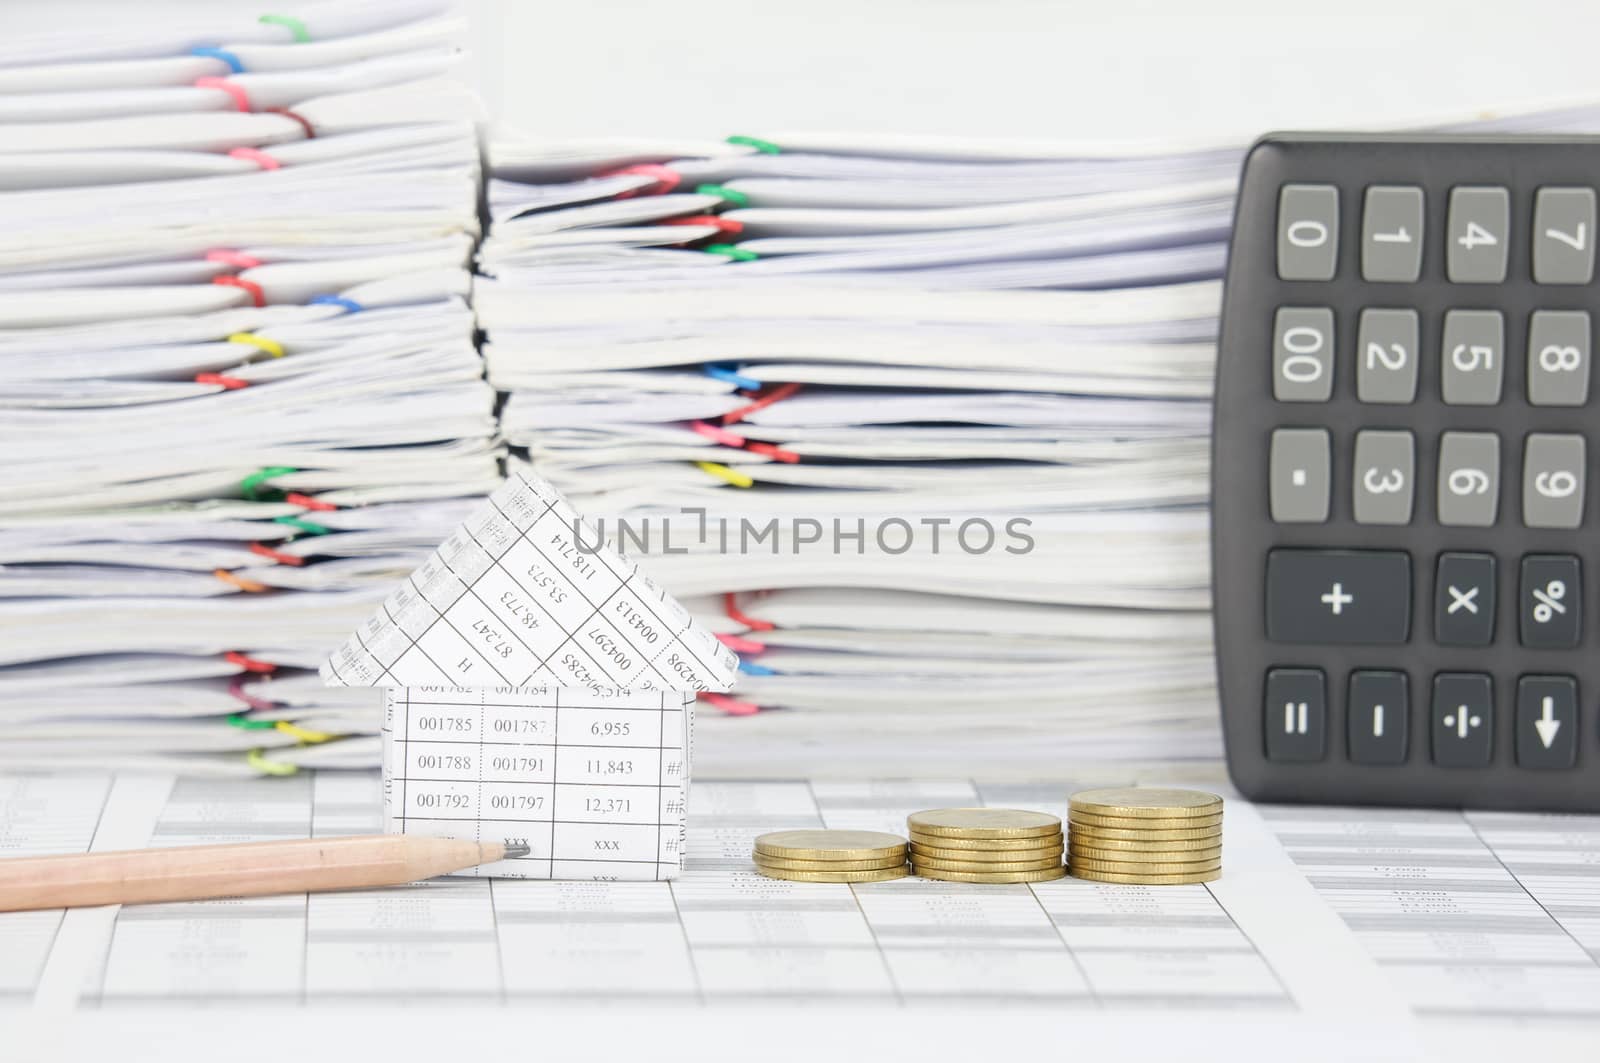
[1066,788,1224,884]
[752,830,910,882]
[906,808,1066,883]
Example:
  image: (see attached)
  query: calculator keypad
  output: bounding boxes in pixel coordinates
[1218,136,1600,810]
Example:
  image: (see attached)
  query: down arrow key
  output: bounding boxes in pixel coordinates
[1517,676,1578,768]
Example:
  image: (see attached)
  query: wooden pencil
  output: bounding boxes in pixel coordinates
[0,834,524,912]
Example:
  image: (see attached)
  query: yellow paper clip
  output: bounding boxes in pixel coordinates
[226,332,285,359]
[245,747,298,776]
[695,461,754,488]
[275,720,335,744]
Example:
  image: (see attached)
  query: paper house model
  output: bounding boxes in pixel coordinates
[321,469,737,881]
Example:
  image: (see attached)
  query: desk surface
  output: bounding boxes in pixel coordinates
[3,771,1599,1061]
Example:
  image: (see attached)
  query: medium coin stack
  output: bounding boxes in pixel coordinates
[1066,787,1224,884]
[906,808,1066,883]
[751,829,909,882]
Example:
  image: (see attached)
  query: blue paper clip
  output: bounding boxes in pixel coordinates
[738,660,776,677]
[191,46,245,73]
[704,362,761,390]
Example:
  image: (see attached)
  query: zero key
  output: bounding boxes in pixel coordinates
[1266,549,1412,644]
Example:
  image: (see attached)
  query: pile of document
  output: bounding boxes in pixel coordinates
[0,1,495,773]
[480,104,1600,774]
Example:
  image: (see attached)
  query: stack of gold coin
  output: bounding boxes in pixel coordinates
[906,808,1066,883]
[1067,787,1223,884]
[751,829,909,882]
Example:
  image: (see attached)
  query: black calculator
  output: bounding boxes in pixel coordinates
[1213,133,1600,811]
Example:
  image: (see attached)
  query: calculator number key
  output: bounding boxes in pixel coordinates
[1522,434,1585,529]
[1278,184,1339,281]
[1434,552,1496,647]
[1362,186,1424,282]
[1440,309,1504,405]
[1447,186,1510,284]
[1353,430,1415,525]
[1533,187,1596,284]
[1264,668,1326,762]
[1520,555,1582,649]
[1273,307,1334,401]
[1266,549,1411,645]
[1269,428,1330,524]
[1357,308,1418,403]
[1432,673,1493,767]
[1348,671,1409,765]
[1436,432,1500,527]
[1526,310,1591,406]
[1515,676,1578,769]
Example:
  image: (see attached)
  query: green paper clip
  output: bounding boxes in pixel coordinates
[704,244,758,262]
[228,713,277,731]
[696,183,750,208]
[727,135,780,155]
[258,13,310,42]
[273,515,329,536]
[241,465,297,501]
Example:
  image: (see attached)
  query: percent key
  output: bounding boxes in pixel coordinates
[1520,555,1581,649]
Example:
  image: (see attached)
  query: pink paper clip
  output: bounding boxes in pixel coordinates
[691,420,746,447]
[609,163,682,197]
[228,146,280,170]
[195,75,252,112]
[700,692,761,717]
[717,632,767,655]
[205,249,263,270]
[227,675,277,711]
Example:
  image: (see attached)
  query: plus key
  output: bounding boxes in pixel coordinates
[1266,549,1412,644]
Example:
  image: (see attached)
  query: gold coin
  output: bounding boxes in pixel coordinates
[1069,811,1223,831]
[910,854,1062,873]
[1069,867,1221,885]
[1070,848,1222,867]
[753,829,907,861]
[1068,822,1222,842]
[913,865,1068,884]
[1069,787,1223,819]
[1069,855,1221,874]
[908,830,1063,851]
[907,808,1061,839]
[1065,834,1221,853]
[751,864,910,883]
[754,853,907,872]
[911,842,1064,863]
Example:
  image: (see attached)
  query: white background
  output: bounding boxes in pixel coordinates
[18,0,1600,139]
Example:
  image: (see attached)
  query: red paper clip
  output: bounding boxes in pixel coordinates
[195,372,249,389]
[195,75,252,112]
[205,249,262,270]
[691,420,745,447]
[227,675,277,711]
[720,382,803,426]
[224,651,278,674]
[700,692,761,717]
[609,163,681,197]
[661,215,744,235]
[285,492,336,512]
[743,440,801,463]
[266,106,315,138]
[213,275,266,307]
[717,632,767,654]
[228,146,281,170]
[724,592,776,632]
[248,542,305,567]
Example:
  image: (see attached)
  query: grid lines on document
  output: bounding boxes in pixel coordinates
[390,687,684,880]
[1261,804,1600,1022]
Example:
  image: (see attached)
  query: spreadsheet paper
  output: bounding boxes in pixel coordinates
[1,772,1598,1046]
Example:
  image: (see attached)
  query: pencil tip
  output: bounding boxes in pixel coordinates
[503,843,531,859]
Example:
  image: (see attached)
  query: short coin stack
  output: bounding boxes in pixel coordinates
[752,829,909,882]
[1066,788,1224,884]
[906,808,1066,883]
